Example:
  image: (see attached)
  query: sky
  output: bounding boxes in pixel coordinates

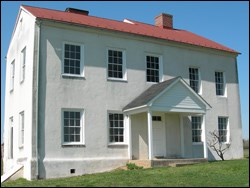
[1,1,249,143]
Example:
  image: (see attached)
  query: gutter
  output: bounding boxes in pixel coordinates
[33,19,41,179]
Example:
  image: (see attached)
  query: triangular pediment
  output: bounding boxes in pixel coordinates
[150,79,208,113]
[123,77,211,114]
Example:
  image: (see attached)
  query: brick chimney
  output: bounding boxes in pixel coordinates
[155,13,173,29]
[65,8,89,16]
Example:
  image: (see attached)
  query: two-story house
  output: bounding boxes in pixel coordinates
[3,5,243,180]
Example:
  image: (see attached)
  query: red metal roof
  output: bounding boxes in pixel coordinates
[22,5,239,54]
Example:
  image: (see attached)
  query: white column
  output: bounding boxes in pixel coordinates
[147,110,153,160]
[180,114,185,158]
[127,115,132,160]
[202,114,208,158]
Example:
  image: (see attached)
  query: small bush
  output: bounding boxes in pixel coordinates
[126,163,143,170]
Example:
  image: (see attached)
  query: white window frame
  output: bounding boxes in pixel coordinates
[9,117,14,159]
[106,48,127,81]
[107,111,127,145]
[10,60,15,92]
[191,116,202,144]
[20,46,26,83]
[189,67,202,95]
[19,111,24,148]
[215,71,227,97]
[218,117,230,143]
[61,41,85,78]
[145,53,163,83]
[61,108,85,146]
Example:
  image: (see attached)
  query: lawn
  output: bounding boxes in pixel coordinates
[1,159,249,187]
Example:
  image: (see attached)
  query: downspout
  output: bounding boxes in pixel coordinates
[35,19,41,179]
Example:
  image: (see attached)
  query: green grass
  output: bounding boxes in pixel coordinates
[1,159,249,187]
[244,149,249,158]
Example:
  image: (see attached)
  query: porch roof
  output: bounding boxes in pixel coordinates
[123,76,211,114]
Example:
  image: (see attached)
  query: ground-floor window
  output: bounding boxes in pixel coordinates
[62,109,84,144]
[108,113,124,143]
[218,117,228,143]
[191,116,202,142]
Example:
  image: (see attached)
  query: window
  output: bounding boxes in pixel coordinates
[19,111,24,148]
[108,113,124,143]
[63,43,83,76]
[152,116,161,121]
[9,117,13,159]
[107,49,126,80]
[192,116,202,142]
[189,67,200,93]
[20,47,26,83]
[146,55,162,83]
[218,117,228,143]
[10,60,15,91]
[215,72,225,96]
[63,110,84,144]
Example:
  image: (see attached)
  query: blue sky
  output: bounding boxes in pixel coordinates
[1,1,249,143]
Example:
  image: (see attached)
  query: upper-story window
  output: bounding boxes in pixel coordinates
[10,60,15,92]
[107,49,126,80]
[218,117,229,143]
[20,47,26,83]
[146,55,162,83]
[189,67,201,94]
[215,71,226,96]
[63,43,84,77]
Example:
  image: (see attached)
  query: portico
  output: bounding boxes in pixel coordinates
[123,77,211,160]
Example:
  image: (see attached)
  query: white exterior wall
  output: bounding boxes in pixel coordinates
[3,9,36,180]
[4,15,243,180]
[36,21,243,178]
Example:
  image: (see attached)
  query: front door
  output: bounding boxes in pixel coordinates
[152,113,166,157]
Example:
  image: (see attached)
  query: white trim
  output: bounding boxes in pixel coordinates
[147,110,153,160]
[107,110,126,145]
[61,108,85,145]
[62,41,85,77]
[127,115,132,159]
[218,116,230,144]
[19,111,25,148]
[9,117,14,159]
[148,77,211,110]
[106,47,127,81]
[20,46,26,83]
[123,19,135,24]
[10,60,15,92]
[202,114,208,158]
[189,66,202,95]
[179,114,185,157]
[215,71,227,97]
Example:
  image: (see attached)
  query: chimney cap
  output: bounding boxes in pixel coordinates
[155,13,173,19]
[65,8,89,15]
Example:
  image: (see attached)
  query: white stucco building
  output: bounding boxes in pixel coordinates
[3,5,243,180]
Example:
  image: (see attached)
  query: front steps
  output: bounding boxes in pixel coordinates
[129,158,208,168]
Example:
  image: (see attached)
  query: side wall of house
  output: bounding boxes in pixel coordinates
[37,22,243,178]
[3,10,36,180]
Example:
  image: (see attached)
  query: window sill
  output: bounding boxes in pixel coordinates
[62,143,85,148]
[192,142,203,145]
[61,74,85,80]
[108,143,128,147]
[107,78,127,83]
[216,95,227,98]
